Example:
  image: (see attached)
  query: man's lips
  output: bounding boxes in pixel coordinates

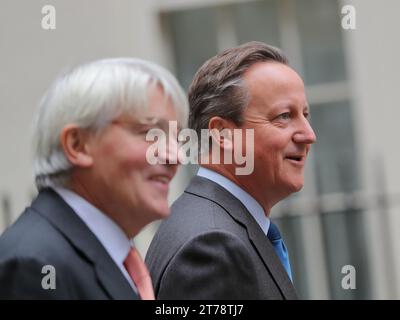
[149,175,171,184]
[148,173,174,191]
[284,154,306,166]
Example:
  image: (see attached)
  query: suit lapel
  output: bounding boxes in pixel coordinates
[31,189,138,300]
[245,221,298,299]
[186,176,297,299]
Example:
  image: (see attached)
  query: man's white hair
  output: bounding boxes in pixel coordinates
[33,58,189,190]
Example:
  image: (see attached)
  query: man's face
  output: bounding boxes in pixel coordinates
[238,62,316,211]
[82,87,179,236]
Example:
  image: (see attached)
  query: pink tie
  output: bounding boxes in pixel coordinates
[123,247,155,300]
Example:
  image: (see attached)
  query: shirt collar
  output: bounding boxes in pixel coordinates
[197,167,270,235]
[52,187,132,266]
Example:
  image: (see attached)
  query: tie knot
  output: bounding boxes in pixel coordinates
[124,247,155,300]
[124,248,149,279]
[267,222,281,242]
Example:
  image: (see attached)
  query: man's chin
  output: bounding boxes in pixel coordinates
[292,182,304,192]
[286,179,304,193]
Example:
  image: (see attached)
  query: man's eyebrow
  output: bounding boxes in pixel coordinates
[138,117,182,131]
[138,116,159,124]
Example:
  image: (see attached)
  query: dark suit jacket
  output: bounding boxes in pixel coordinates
[0,188,138,299]
[145,176,298,299]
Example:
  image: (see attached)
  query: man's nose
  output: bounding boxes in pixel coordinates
[293,118,317,144]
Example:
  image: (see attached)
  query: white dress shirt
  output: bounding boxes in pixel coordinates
[197,167,270,236]
[52,186,137,293]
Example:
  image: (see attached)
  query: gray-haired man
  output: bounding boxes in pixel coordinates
[0,58,188,299]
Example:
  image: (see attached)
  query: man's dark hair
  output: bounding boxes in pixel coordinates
[188,41,288,136]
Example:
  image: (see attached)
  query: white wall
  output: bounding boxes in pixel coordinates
[0,0,188,232]
[342,0,400,298]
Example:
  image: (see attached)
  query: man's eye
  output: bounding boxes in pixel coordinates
[139,128,151,135]
[277,112,291,120]
[138,126,158,135]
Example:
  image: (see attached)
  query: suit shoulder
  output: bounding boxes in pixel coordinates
[146,192,230,259]
[0,207,75,263]
[147,191,247,258]
[0,208,75,299]
[161,191,235,235]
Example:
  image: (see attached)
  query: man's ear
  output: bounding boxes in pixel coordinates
[60,124,94,168]
[208,116,234,151]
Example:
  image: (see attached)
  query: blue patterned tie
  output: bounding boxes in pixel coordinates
[267,222,293,281]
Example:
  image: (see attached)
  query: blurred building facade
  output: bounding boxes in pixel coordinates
[1,0,399,299]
